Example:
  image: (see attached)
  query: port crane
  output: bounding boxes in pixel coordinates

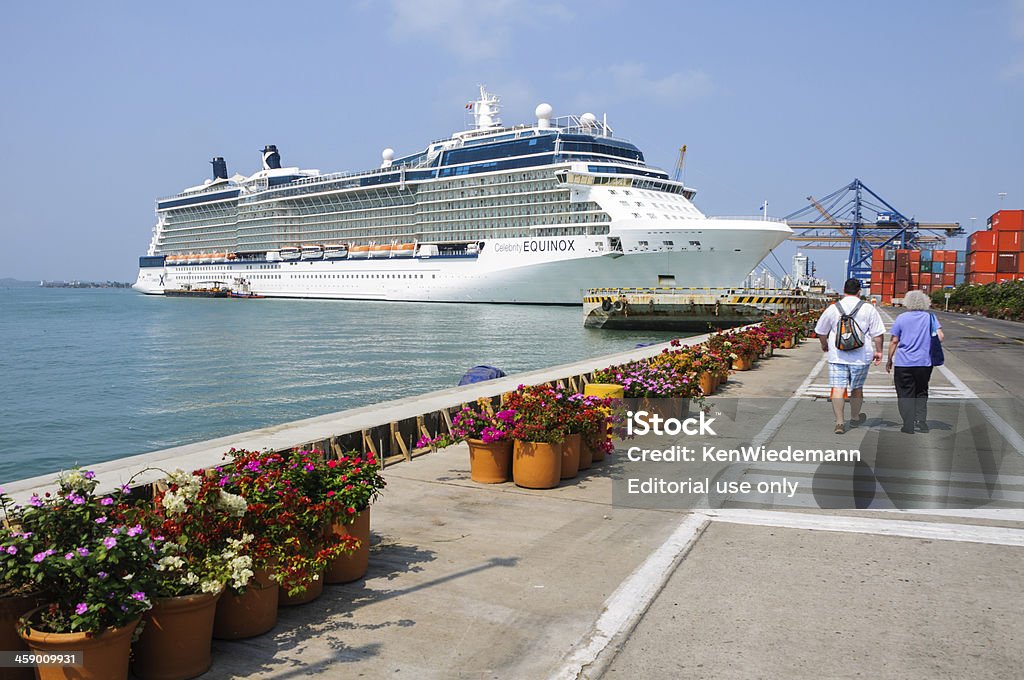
[782,178,962,283]
[672,145,687,182]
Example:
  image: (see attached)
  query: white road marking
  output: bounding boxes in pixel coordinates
[708,508,1024,547]
[549,512,711,680]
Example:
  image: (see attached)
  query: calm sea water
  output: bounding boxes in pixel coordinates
[0,287,680,483]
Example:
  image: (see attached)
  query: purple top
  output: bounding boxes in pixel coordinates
[890,310,940,367]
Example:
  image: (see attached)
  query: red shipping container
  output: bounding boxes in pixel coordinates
[921,273,932,284]
[872,248,886,260]
[909,251,921,263]
[971,273,997,285]
[969,231,998,252]
[990,210,1024,232]
[970,252,998,273]
[882,272,895,284]
[883,260,895,273]
[996,252,1019,273]
[997,231,1022,251]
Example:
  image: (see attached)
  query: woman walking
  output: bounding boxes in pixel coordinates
[886,290,944,434]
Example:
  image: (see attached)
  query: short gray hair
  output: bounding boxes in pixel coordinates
[903,290,932,310]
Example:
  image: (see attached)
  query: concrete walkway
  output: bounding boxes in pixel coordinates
[194,332,1023,679]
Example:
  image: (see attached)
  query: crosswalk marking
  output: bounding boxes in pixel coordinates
[798,383,972,400]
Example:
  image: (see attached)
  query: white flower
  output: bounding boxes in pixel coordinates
[216,490,248,517]
[200,580,223,594]
[59,469,97,493]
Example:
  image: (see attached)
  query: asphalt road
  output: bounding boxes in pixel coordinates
[926,309,1024,397]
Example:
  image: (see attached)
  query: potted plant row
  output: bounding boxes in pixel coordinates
[0,447,386,680]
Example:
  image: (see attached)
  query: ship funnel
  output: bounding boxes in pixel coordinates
[210,157,228,180]
[262,145,281,170]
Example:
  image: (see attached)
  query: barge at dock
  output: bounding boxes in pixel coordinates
[134,86,791,304]
[583,287,829,331]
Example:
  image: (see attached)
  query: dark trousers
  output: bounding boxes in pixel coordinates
[893,365,932,428]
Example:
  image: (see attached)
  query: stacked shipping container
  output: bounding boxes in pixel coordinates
[870,248,964,305]
[869,210,1024,303]
[967,210,1024,285]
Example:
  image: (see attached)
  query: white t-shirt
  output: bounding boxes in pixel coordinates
[814,296,886,365]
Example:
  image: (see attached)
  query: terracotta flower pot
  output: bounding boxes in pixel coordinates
[278,571,325,606]
[698,372,716,396]
[578,437,594,471]
[561,433,581,479]
[132,590,222,680]
[466,439,512,483]
[325,509,371,584]
[590,431,609,463]
[512,440,562,489]
[19,607,139,680]
[732,355,753,371]
[1,590,44,680]
[213,567,279,640]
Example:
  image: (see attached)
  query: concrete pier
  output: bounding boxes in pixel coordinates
[11,310,1024,678]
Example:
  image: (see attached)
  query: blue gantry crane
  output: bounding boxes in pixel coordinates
[782,179,962,284]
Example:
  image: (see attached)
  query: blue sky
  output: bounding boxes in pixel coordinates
[1,0,1022,287]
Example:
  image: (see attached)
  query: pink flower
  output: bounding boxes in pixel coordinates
[100,497,114,506]
[76,603,89,615]
[103,537,117,549]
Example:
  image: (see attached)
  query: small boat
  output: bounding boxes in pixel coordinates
[265,250,283,262]
[392,243,415,258]
[300,244,324,260]
[323,244,349,260]
[370,243,392,259]
[349,244,371,259]
[229,291,264,299]
[279,246,301,261]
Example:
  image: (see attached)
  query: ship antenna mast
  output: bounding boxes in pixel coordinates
[471,85,502,130]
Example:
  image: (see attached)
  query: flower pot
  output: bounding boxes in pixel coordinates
[325,509,371,584]
[698,372,716,396]
[578,437,594,471]
[590,431,609,463]
[717,369,729,384]
[512,440,562,489]
[561,433,581,479]
[732,355,753,371]
[19,607,139,680]
[625,397,684,421]
[213,567,278,640]
[781,335,795,349]
[278,571,324,606]
[1,590,44,680]
[132,590,222,680]
[466,438,512,484]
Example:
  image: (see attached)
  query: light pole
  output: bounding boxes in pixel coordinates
[970,216,977,232]
[998,192,1007,207]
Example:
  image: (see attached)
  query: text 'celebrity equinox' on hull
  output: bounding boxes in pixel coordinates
[134,87,792,304]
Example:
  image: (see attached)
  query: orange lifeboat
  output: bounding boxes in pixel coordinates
[369,244,392,259]
[392,243,415,258]
[349,245,371,259]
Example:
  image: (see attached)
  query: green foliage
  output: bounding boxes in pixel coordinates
[932,281,1024,320]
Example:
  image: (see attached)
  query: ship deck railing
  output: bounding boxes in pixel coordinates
[706,215,788,224]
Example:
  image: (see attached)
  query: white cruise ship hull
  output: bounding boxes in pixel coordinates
[134,220,790,304]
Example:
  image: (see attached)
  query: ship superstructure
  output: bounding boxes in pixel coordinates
[134,87,791,303]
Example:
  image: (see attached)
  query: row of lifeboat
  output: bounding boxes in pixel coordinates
[277,243,416,261]
[164,252,238,265]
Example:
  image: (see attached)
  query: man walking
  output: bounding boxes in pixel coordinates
[814,279,885,434]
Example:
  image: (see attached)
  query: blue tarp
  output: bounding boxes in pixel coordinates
[457,365,507,386]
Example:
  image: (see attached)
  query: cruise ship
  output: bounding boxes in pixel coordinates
[134,87,792,303]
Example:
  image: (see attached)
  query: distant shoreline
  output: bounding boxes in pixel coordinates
[1,278,132,289]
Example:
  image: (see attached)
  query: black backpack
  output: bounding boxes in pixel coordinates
[834,299,866,351]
